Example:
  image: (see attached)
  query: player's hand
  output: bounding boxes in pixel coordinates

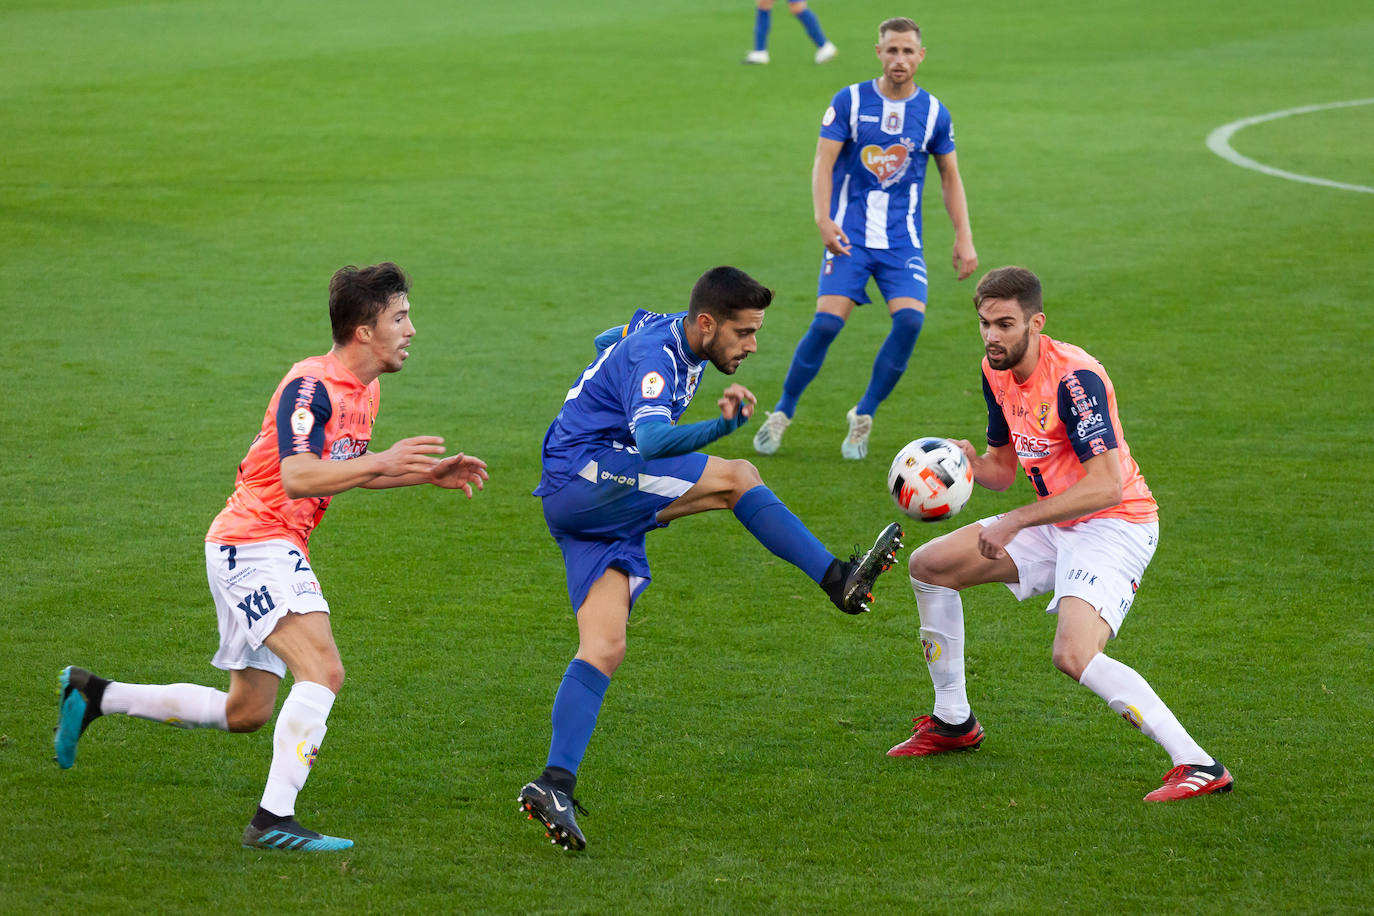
[977,514,1017,560]
[818,218,851,256]
[431,453,489,497]
[952,237,978,280]
[952,438,978,465]
[718,384,757,422]
[373,436,446,478]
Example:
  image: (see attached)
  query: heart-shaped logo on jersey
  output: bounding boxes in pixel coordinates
[861,144,909,182]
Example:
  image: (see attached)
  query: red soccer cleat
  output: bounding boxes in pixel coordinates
[1143,762,1234,802]
[887,714,984,757]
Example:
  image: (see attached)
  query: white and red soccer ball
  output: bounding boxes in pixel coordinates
[888,437,974,522]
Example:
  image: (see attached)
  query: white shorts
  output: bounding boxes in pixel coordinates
[980,516,1158,637]
[205,539,330,677]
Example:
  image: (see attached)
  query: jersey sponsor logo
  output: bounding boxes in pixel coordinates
[822,105,837,126]
[1075,412,1106,439]
[859,114,881,122]
[600,469,637,487]
[861,140,915,184]
[1010,430,1051,458]
[290,407,315,436]
[292,579,322,598]
[1064,371,1099,419]
[641,371,665,399]
[329,435,369,460]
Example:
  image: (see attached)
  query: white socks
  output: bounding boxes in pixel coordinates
[911,576,970,723]
[101,682,229,731]
[1079,653,1212,767]
[260,681,336,818]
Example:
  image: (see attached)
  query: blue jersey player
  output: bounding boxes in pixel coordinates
[517,266,905,851]
[753,18,978,461]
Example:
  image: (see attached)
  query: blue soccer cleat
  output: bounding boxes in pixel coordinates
[54,665,105,769]
[242,818,354,851]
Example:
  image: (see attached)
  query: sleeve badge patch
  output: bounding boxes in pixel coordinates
[291,407,315,436]
[641,371,666,399]
[822,105,836,127]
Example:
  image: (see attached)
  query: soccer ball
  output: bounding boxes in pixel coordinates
[888,437,974,522]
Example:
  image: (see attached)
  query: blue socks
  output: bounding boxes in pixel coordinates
[856,308,924,416]
[795,8,827,47]
[733,485,835,583]
[753,8,771,51]
[546,658,611,776]
[775,312,845,417]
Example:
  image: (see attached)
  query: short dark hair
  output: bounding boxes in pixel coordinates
[687,266,774,322]
[329,262,411,345]
[974,266,1043,317]
[878,17,921,42]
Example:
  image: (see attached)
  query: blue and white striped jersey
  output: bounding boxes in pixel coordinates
[820,80,955,251]
[534,310,705,495]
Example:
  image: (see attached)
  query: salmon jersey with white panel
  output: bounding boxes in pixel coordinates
[206,352,379,553]
[980,335,1157,526]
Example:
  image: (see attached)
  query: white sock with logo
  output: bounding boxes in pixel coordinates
[101,682,229,730]
[1078,653,1212,767]
[260,681,335,817]
[912,576,970,723]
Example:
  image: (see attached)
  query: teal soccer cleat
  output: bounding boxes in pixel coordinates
[242,819,354,851]
[54,666,105,769]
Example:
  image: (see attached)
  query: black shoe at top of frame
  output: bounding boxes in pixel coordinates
[824,522,905,614]
[241,818,353,851]
[518,779,588,851]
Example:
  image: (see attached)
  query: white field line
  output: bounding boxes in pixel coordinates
[1205,98,1374,194]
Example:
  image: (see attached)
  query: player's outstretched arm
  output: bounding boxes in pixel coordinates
[426,453,489,497]
[281,436,445,498]
[955,439,1018,492]
[934,151,977,280]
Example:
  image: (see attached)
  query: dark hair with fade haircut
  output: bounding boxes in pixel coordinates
[974,266,1043,317]
[329,262,411,345]
[687,266,774,322]
[878,17,921,41]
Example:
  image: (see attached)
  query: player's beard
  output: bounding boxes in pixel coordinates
[986,328,1030,370]
[702,333,742,375]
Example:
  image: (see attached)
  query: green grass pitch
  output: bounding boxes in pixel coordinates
[2,0,1372,912]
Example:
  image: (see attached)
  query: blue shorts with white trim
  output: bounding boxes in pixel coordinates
[818,245,928,305]
[541,446,709,611]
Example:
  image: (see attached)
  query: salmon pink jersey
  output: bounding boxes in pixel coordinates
[981,335,1156,526]
[206,352,379,553]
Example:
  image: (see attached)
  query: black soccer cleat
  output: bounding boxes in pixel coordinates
[824,522,905,614]
[518,779,587,851]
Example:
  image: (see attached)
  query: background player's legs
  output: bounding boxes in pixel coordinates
[754,0,773,51]
[772,298,852,418]
[256,611,344,824]
[855,301,925,417]
[1055,598,1213,767]
[657,456,834,583]
[788,1,830,51]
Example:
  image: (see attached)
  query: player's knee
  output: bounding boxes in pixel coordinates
[727,458,764,497]
[579,639,626,676]
[909,543,957,588]
[1051,643,1092,681]
[319,662,345,695]
[225,698,273,733]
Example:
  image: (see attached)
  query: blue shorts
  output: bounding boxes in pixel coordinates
[541,447,709,611]
[818,246,928,305]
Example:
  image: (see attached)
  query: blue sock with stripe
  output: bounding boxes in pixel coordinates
[857,308,924,416]
[753,8,771,50]
[733,485,835,583]
[795,8,827,47]
[546,658,611,776]
[775,312,845,416]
